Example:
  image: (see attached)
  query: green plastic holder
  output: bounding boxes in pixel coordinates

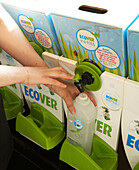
[60,134,118,170]
[0,86,23,120]
[133,162,139,170]
[16,103,65,150]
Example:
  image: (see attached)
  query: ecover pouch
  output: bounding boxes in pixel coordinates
[0,86,24,120]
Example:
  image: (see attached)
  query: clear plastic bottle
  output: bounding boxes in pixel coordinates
[67,93,96,155]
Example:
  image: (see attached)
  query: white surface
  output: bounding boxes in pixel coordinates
[58,56,77,75]
[128,15,139,32]
[46,0,138,29]
[42,52,60,68]
[122,79,139,169]
[93,71,125,150]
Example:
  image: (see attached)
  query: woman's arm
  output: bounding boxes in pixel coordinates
[0,65,73,88]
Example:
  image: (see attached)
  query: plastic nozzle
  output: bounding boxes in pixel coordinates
[74,72,94,93]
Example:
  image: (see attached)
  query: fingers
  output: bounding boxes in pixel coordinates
[63,94,76,115]
[46,67,74,80]
[48,84,76,115]
[72,92,79,100]
[43,77,67,88]
[44,84,52,88]
[84,91,97,107]
[50,66,68,73]
[23,66,73,87]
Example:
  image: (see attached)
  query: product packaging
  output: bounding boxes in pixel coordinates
[2,3,61,56]
[49,0,138,77]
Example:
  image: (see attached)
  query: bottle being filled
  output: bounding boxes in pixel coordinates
[67,93,96,156]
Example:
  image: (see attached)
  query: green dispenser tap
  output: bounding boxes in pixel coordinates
[72,59,102,92]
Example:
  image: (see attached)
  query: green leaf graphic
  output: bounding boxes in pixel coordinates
[70,130,77,133]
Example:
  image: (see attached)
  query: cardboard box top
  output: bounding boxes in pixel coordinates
[47,0,138,29]
[0,0,41,11]
[0,0,138,29]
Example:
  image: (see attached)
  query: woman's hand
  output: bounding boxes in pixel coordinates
[0,65,73,88]
[22,66,74,88]
[46,80,97,114]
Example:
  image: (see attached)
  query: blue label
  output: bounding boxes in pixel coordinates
[74,120,83,129]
